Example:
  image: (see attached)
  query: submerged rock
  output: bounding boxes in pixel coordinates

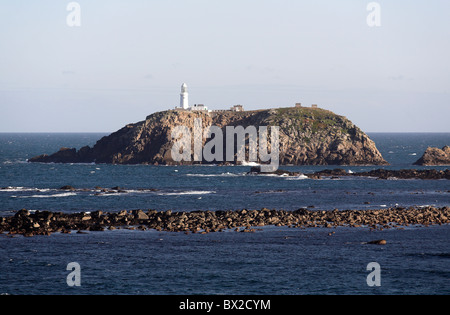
[367,239,387,245]
[60,185,76,191]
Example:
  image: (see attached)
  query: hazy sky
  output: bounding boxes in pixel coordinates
[0,0,449,132]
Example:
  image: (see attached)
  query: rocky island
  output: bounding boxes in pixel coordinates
[29,107,388,166]
[414,146,450,166]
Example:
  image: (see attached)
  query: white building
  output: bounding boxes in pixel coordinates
[231,105,244,112]
[176,83,209,111]
[191,104,208,111]
[180,83,189,109]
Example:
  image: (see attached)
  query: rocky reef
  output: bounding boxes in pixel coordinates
[1,206,448,237]
[28,107,388,166]
[414,146,450,166]
[249,166,450,180]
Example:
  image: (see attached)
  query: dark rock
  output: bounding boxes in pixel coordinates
[88,224,104,232]
[294,208,310,216]
[28,147,78,163]
[91,210,103,219]
[14,209,30,218]
[248,166,301,176]
[306,168,449,180]
[60,185,76,190]
[367,239,387,245]
[316,168,347,176]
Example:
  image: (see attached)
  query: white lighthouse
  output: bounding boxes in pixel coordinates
[180,83,189,109]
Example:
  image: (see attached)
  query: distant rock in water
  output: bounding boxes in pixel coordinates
[414,146,450,166]
[248,166,301,176]
[28,107,389,166]
[249,166,450,180]
[367,239,387,245]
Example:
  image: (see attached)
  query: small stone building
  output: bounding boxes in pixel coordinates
[231,105,244,112]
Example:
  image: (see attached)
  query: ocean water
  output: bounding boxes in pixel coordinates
[0,132,449,295]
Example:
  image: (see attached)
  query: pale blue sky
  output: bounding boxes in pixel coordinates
[0,0,449,132]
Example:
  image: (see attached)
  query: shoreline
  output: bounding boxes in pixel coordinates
[1,206,449,237]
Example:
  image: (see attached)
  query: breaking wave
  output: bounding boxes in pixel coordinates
[157,190,216,196]
[185,172,241,177]
[1,187,52,193]
[284,174,309,180]
[14,192,78,199]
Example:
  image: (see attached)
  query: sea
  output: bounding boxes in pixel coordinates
[0,132,449,295]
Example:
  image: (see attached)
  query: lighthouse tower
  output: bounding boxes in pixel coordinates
[180,83,189,109]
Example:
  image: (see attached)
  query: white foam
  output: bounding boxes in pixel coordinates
[157,190,216,196]
[256,173,281,177]
[0,187,52,193]
[285,174,309,180]
[1,159,26,165]
[18,192,77,199]
[116,189,157,194]
[241,161,260,166]
[186,172,240,177]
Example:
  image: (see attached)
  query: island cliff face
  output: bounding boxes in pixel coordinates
[28,107,388,166]
[414,146,450,166]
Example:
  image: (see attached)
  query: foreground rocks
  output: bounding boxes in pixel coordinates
[414,146,450,166]
[1,206,448,237]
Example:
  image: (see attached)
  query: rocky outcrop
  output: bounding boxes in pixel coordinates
[1,206,449,237]
[248,166,301,177]
[249,166,450,180]
[414,146,450,166]
[367,239,387,245]
[353,168,450,180]
[28,107,388,166]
